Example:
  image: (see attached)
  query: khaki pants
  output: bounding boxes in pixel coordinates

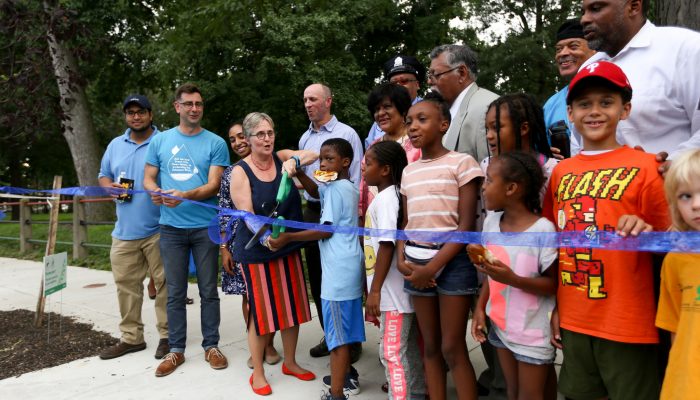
[110,233,168,344]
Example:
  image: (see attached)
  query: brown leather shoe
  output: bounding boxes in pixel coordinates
[205,347,228,369]
[154,338,170,360]
[99,341,146,360]
[155,352,185,377]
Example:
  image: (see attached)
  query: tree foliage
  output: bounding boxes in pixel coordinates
[462,0,579,103]
[0,0,71,189]
[143,0,465,149]
[2,0,601,194]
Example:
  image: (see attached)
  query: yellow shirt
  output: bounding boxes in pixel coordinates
[655,252,700,400]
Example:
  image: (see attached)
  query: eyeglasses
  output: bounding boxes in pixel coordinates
[390,77,418,85]
[427,66,460,81]
[251,131,275,140]
[178,101,204,109]
[125,109,149,117]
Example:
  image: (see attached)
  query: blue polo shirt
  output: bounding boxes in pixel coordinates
[543,85,571,139]
[99,127,161,240]
[145,127,229,229]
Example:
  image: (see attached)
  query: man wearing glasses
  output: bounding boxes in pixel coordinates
[98,94,169,361]
[364,55,426,148]
[429,44,498,163]
[144,83,230,377]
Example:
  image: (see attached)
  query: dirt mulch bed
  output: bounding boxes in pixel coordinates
[0,309,117,380]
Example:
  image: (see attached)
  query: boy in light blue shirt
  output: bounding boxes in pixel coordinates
[269,138,364,400]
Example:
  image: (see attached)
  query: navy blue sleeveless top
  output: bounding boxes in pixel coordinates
[232,154,305,264]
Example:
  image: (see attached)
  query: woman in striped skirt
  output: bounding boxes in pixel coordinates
[230,112,318,395]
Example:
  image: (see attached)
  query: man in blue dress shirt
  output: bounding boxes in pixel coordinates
[298,83,363,360]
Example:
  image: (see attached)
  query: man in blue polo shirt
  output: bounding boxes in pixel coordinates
[144,83,230,377]
[98,94,169,361]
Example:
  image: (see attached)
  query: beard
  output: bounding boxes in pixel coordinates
[130,124,151,134]
[587,36,603,52]
[590,11,629,55]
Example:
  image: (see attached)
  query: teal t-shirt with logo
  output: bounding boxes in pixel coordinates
[145,127,229,228]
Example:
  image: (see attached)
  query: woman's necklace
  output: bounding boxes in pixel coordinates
[250,156,273,171]
[383,127,408,144]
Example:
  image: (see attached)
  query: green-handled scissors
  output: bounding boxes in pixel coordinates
[245,171,292,249]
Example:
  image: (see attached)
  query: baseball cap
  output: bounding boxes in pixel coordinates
[383,55,426,83]
[122,94,152,111]
[556,19,585,42]
[566,61,632,105]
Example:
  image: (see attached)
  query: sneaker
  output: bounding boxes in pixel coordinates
[99,341,146,360]
[322,366,360,395]
[310,337,330,358]
[205,347,228,369]
[320,390,348,400]
[154,338,169,360]
[155,352,185,377]
[349,342,362,364]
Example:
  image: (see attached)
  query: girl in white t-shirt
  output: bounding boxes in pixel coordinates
[470,152,558,400]
[363,140,425,399]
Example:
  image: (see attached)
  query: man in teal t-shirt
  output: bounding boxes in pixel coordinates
[144,83,230,377]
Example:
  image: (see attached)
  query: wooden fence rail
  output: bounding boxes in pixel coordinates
[0,196,114,259]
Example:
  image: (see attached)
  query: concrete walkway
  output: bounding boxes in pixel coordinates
[0,257,548,400]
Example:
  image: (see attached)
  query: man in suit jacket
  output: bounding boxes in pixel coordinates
[428,44,498,162]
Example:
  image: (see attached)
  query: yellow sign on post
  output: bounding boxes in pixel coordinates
[44,252,67,296]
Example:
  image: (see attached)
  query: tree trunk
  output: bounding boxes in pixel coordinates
[655,0,700,31]
[43,0,111,221]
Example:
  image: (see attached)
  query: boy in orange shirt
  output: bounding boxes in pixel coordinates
[543,61,671,400]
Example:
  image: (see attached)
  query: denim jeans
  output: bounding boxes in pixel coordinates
[159,225,220,353]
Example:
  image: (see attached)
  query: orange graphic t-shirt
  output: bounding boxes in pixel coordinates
[543,146,671,344]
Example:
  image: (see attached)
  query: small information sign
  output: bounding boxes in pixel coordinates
[44,252,67,296]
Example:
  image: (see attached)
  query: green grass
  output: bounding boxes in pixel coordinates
[0,212,113,270]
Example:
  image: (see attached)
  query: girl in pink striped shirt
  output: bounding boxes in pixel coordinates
[398,93,484,399]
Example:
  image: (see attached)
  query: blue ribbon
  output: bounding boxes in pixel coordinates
[2,185,698,253]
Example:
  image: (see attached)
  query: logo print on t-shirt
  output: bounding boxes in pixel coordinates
[168,144,198,181]
[363,216,375,276]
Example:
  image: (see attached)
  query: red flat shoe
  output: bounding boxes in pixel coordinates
[282,363,316,381]
[249,374,272,396]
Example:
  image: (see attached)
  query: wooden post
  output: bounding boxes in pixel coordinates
[72,196,87,260]
[19,198,33,253]
[35,175,62,327]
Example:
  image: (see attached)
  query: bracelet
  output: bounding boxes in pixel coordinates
[291,155,301,168]
[219,244,227,249]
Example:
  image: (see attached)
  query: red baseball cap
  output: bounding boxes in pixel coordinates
[566,61,632,104]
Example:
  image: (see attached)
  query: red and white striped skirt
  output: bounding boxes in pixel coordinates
[240,251,312,335]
